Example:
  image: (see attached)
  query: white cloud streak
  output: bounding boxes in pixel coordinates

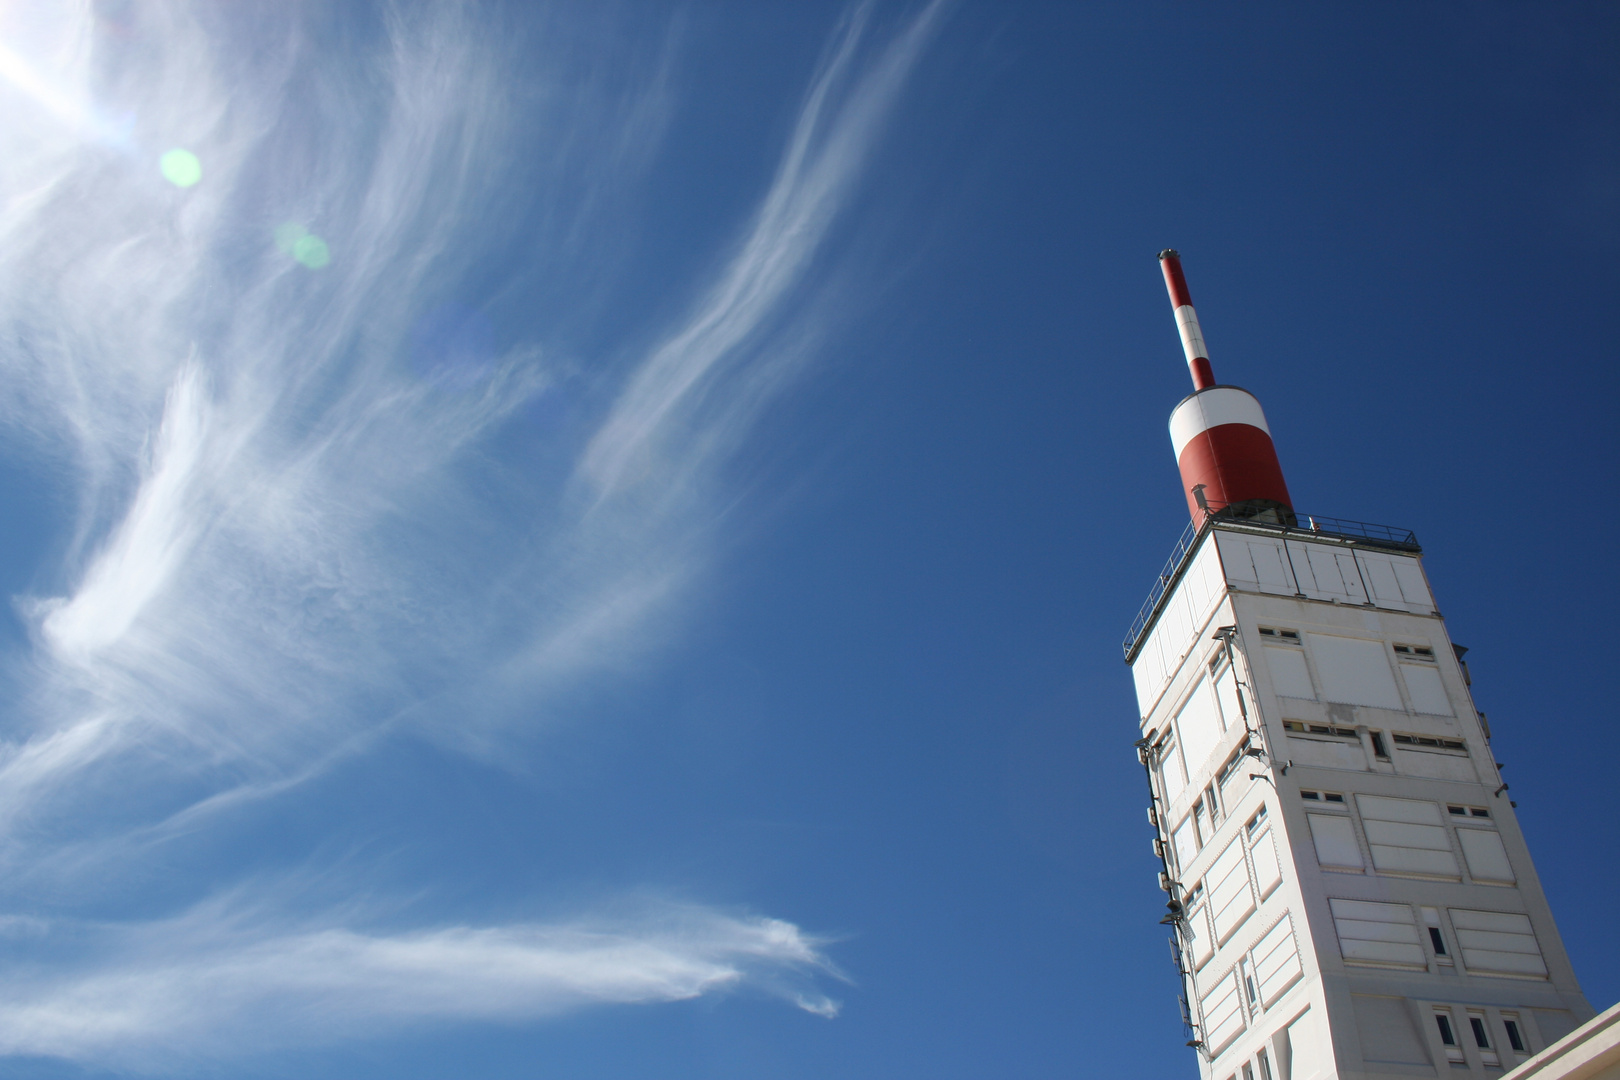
[581,0,944,500]
[0,902,844,1069]
[0,0,937,1066]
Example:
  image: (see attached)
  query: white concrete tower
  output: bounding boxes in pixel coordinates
[1129,253,1593,1080]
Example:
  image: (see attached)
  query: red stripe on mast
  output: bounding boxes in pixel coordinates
[1158,249,1215,391]
[1160,251,1193,309]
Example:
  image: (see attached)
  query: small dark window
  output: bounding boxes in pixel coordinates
[1246,806,1268,836]
[1471,808,1490,818]
[1449,805,1468,816]
[1504,1020,1525,1052]
[1470,1017,1490,1049]
[1301,790,1320,800]
[1218,750,1246,789]
[1324,792,1345,804]
[1245,974,1257,1004]
[1436,1014,1456,1046]
[1428,927,1447,956]
[1370,731,1389,758]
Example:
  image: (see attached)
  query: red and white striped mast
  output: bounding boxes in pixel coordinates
[1158,250,1295,526]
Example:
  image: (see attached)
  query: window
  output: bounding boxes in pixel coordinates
[1299,789,1345,805]
[1209,651,1229,677]
[1218,748,1248,789]
[1393,733,1466,751]
[1242,960,1257,1006]
[1422,907,1451,964]
[1448,804,1490,819]
[1246,805,1268,837]
[1470,1013,1500,1067]
[1503,1018,1526,1053]
[1283,720,1358,738]
[1370,731,1389,758]
[1242,1064,1255,1080]
[1257,1049,1273,1080]
[1393,643,1436,659]
[1258,627,1300,642]
[1435,1011,1465,1065]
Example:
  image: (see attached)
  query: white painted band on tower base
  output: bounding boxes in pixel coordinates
[1169,386,1272,459]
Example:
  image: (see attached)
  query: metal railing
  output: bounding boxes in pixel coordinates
[1122,512,1421,659]
[1122,518,1202,661]
[1292,514,1420,550]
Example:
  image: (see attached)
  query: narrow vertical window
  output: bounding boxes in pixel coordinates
[1470,1014,1500,1067]
[1242,1064,1255,1080]
[1436,1013,1456,1046]
[1421,907,1451,964]
[1503,1019,1526,1052]
[1370,731,1389,758]
[1257,1050,1273,1080]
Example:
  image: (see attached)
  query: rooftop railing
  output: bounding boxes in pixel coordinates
[1122,513,1420,660]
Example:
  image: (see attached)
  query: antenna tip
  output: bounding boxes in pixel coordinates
[1158,249,1179,260]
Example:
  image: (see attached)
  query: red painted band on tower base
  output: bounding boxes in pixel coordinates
[1175,423,1293,523]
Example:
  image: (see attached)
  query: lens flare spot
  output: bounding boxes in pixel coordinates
[274,222,306,253]
[292,234,330,269]
[159,148,201,187]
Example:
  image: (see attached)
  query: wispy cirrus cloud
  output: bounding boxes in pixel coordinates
[0,0,938,1067]
[0,900,844,1069]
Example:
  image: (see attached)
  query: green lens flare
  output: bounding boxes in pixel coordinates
[274,223,307,253]
[159,149,201,188]
[292,234,331,269]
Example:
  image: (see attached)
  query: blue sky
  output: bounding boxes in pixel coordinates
[0,1,1615,1076]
